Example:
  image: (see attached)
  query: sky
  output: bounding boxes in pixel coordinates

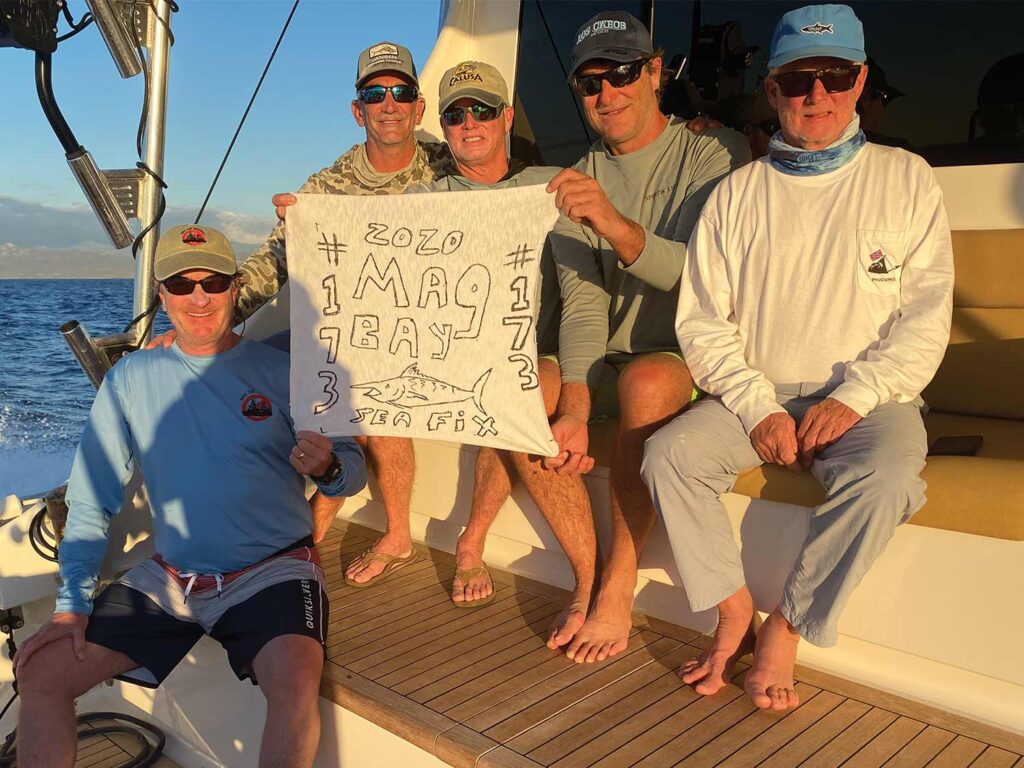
[0,0,442,275]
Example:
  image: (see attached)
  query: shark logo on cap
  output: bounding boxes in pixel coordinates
[181,227,207,246]
[800,22,834,34]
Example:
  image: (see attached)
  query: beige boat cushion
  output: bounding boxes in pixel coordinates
[922,230,1024,419]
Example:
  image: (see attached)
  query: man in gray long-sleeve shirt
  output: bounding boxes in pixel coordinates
[543,11,750,662]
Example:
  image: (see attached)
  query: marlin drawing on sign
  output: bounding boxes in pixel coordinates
[352,364,492,415]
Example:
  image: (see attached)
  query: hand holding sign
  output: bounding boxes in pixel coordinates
[287,186,560,457]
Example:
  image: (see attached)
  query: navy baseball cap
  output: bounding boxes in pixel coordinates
[767,4,866,70]
[568,11,655,81]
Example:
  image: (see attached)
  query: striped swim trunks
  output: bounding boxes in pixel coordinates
[86,537,329,686]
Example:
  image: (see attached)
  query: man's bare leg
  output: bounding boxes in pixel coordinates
[452,446,514,603]
[745,608,800,710]
[345,435,415,583]
[254,634,325,768]
[501,359,598,649]
[680,585,756,695]
[514,449,596,650]
[569,354,694,663]
[16,640,137,767]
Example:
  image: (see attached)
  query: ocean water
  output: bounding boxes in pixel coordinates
[0,280,169,499]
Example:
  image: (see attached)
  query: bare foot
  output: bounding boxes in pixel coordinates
[680,587,756,696]
[546,593,589,650]
[451,544,493,604]
[745,609,801,711]
[345,534,413,584]
[563,588,631,663]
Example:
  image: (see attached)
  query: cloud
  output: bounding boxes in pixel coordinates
[0,196,110,248]
[0,196,275,276]
[168,207,275,245]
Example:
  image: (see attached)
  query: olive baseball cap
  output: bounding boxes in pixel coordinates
[438,61,509,113]
[355,41,418,89]
[568,11,654,80]
[154,224,236,281]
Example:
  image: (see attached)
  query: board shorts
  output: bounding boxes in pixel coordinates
[85,537,328,687]
[539,350,702,422]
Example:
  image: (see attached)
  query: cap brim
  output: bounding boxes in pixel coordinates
[567,47,650,81]
[154,251,237,281]
[355,66,418,89]
[767,47,866,70]
[439,89,505,114]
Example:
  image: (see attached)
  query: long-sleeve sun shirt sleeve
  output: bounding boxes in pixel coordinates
[676,214,786,434]
[313,437,367,498]
[57,369,136,615]
[550,219,610,390]
[622,130,749,292]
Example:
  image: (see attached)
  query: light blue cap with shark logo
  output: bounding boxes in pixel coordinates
[767,4,865,70]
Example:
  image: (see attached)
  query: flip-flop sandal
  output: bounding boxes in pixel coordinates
[343,550,416,588]
[451,564,496,608]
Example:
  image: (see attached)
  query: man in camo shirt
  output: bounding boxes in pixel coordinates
[240,42,454,587]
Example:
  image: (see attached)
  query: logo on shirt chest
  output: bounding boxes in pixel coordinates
[865,248,902,278]
[240,390,273,422]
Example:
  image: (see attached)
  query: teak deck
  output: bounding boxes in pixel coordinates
[317,521,1024,768]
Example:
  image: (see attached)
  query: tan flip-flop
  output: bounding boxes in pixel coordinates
[343,549,416,588]
[451,564,496,608]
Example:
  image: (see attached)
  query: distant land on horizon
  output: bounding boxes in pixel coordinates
[0,241,258,279]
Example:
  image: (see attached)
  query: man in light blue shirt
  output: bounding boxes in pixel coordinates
[13,224,365,768]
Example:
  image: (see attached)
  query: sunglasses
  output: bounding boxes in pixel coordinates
[441,102,504,127]
[161,274,235,296]
[771,65,861,98]
[572,59,648,97]
[357,84,419,104]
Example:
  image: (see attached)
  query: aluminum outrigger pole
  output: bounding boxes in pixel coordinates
[56,0,175,381]
[130,0,174,347]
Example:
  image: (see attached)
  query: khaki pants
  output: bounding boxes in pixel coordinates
[641,393,927,647]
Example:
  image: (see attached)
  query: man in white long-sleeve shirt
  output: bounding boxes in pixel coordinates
[642,4,953,712]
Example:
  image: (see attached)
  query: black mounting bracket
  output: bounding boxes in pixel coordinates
[0,0,60,53]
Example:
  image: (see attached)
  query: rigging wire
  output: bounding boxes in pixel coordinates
[533,0,593,148]
[194,0,302,225]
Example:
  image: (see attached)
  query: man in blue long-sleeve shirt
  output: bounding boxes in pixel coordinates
[13,224,366,768]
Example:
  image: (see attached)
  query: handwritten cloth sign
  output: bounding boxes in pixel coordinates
[287,186,560,457]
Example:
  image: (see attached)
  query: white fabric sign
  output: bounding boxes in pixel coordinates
[287,186,560,457]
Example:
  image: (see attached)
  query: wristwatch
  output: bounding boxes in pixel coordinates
[311,454,342,485]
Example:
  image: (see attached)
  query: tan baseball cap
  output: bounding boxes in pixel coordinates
[438,61,509,113]
[355,41,418,89]
[154,224,236,281]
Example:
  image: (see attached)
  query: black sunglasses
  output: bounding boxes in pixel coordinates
[357,84,419,104]
[161,274,235,296]
[572,59,648,97]
[771,65,862,98]
[441,102,504,127]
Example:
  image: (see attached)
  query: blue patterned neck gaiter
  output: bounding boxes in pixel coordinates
[768,116,866,176]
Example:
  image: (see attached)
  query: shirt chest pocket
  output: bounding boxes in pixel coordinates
[855,229,907,298]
